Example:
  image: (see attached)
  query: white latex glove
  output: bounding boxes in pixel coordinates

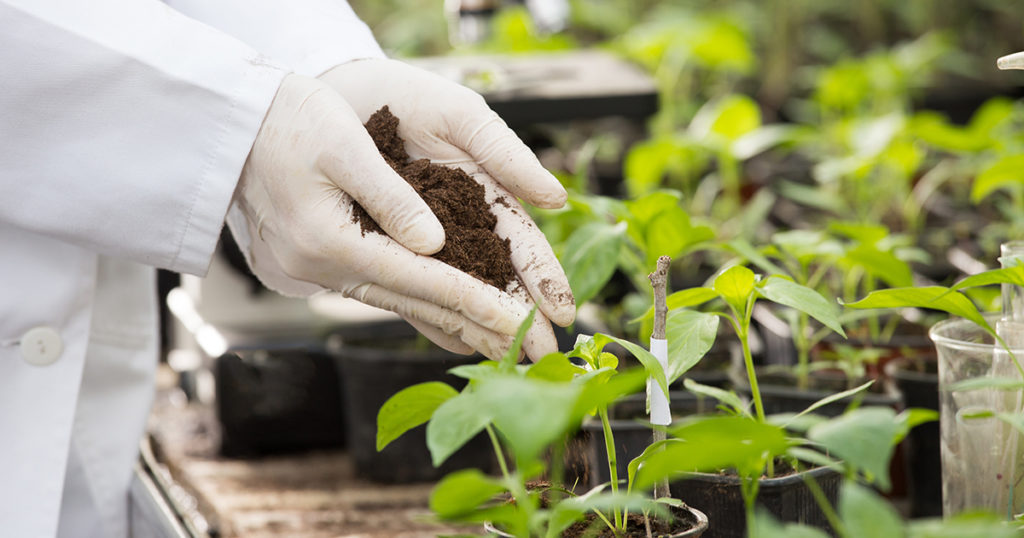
[319,58,577,360]
[234,74,545,360]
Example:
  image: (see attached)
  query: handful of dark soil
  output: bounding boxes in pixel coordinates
[352,106,521,293]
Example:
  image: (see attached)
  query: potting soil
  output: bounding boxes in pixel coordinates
[353,106,521,292]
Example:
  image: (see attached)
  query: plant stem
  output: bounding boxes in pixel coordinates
[599,407,624,530]
[487,425,511,482]
[648,256,672,500]
[737,321,766,423]
[803,473,848,538]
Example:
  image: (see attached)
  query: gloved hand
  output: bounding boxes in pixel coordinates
[235,73,573,360]
[318,58,576,358]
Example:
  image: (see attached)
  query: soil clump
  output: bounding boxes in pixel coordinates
[353,106,521,292]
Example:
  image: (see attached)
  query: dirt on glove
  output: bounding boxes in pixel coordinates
[352,106,522,292]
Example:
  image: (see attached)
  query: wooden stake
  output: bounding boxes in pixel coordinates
[649,256,671,500]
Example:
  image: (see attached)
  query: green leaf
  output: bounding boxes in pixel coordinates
[952,266,1024,291]
[758,277,846,337]
[377,382,458,451]
[829,221,889,244]
[501,306,537,369]
[426,391,492,466]
[574,367,649,420]
[842,244,914,288]
[972,155,1024,203]
[526,353,586,382]
[429,469,506,519]
[808,407,901,491]
[787,380,874,423]
[713,265,756,317]
[749,510,830,538]
[593,333,669,400]
[839,482,905,538]
[690,94,762,143]
[995,412,1024,436]
[644,207,714,267]
[949,376,1024,392]
[911,111,988,152]
[667,287,720,310]
[561,222,625,306]
[843,287,991,334]
[636,416,790,488]
[664,310,720,384]
[478,375,582,461]
[627,439,682,493]
[895,408,939,444]
[728,238,787,276]
[683,378,748,416]
[785,446,841,470]
[447,362,499,381]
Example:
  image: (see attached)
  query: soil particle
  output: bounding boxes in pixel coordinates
[353,106,522,292]
[540,278,576,308]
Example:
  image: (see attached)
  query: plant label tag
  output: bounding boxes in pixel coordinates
[649,337,671,426]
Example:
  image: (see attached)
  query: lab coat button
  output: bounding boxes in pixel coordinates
[20,326,63,366]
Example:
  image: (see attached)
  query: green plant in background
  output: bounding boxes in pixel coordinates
[536,189,715,337]
[623,93,800,230]
[910,97,1024,260]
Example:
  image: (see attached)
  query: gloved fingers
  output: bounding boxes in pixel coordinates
[451,109,567,210]
[345,282,513,360]
[443,163,576,327]
[402,317,475,356]
[309,92,444,255]
[262,198,530,337]
[505,284,561,362]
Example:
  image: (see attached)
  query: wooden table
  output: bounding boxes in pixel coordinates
[146,372,478,538]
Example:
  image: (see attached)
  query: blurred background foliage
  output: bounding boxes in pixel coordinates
[347,0,1024,327]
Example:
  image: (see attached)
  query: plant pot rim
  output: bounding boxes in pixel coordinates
[482,503,709,537]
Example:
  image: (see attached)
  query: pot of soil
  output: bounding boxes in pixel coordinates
[483,503,709,537]
[670,464,840,538]
[329,319,494,483]
[885,356,941,517]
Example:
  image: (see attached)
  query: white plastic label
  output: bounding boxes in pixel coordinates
[648,337,670,426]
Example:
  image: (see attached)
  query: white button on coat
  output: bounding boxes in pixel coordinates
[19,326,63,366]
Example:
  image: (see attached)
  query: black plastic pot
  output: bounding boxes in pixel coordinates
[215,345,345,457]
[886,356,942,517]
[671,466,841,538]
[330,320,495,483]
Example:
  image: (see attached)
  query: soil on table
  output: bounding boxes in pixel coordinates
[353,106,522,292]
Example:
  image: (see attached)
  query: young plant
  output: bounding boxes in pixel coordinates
[730,221,922,388]
[642,263,846,422]
[376,306,723,537]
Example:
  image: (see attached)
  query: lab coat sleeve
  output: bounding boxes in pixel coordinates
[163,0,386,77]
[0,0,289,276]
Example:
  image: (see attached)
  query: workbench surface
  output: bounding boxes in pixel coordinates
[147,381,478,538]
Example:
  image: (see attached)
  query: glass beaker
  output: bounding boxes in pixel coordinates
[930,316,1024,519]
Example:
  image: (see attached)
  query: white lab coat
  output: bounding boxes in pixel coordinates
[0,1,382,536]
